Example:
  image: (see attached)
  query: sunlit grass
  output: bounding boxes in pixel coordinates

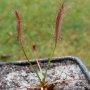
[0,0,90,70]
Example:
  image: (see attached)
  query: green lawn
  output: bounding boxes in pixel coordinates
[0,0,90,70]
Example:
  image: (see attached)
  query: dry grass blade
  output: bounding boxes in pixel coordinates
[32,44,43,80]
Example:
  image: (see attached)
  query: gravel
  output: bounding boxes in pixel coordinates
[0,60,90,90]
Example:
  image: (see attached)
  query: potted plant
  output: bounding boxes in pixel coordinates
[0,2,90,90]
[15,2,64,90]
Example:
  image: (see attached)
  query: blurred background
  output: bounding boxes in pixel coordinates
[0,0,90,70]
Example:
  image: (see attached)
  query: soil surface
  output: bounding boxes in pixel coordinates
[0,60,90,90]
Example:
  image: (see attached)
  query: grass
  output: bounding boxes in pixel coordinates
[0,0,90,70]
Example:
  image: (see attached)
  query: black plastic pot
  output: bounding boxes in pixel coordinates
[0,56,90,82]
[0,56,90,90]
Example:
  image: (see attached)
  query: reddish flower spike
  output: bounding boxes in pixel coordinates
[32,44,36,52]
[55,3,64,47]
[15,10,22,45]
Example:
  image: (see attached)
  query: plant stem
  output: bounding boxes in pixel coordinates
[19,43,42,84]
[43,1,64,83]
[15,10,42,84]
[43,45,56,83]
